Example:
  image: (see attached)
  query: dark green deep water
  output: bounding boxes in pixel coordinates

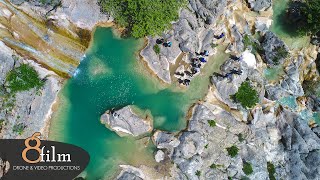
[49,27,227,179]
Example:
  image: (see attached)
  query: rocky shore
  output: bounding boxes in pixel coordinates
[0,0,111,139]
[114,0,320,179]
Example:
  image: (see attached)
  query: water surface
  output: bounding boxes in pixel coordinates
[49,27,228,179]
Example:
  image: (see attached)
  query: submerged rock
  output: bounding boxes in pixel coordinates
[117,165,146,180]
[100,106,153,137]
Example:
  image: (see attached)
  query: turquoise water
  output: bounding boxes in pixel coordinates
[278,96,298,110]
[49,27,228,179]
[264,66,285,81]
[271,0,310,49]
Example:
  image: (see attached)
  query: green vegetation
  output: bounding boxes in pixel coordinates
[0,119,5,130]
[208,120,216,127]
[240,177,250,180]
[243,35,262,53]
[273,46,288,65]
[287,0,320,35]
[226,145,239,158]
[210,163,223,169]
[242,162,253,175]
[5,64,44,94]
[195,170,201,177]
[205,144,209,149]
[153,44,160,54]
[267,162,276,180]
[13,123,26,135]
[101,0,185,38]
[233,81,259,108]
[237,133,245,142]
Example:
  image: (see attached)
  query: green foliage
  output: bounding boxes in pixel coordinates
[226,145,239,158]
[101,0,185,38]
[208,120,216,127]
[240,177,250,180]
[267,162,276,180]
[242,162,253,175]
[5,64,44,94]
[13,123,26,135]
[238,133,245,142]
[195,170,201,177]
[291,0,320,35]
[233,81,259,108]
[0,119,5,130]
[273,46,288,65]
[243,35,262,53]
[210,163,223,169]
[205,144,209,149]
[153,44,160,54]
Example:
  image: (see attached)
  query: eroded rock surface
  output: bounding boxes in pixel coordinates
[100,106,153,137]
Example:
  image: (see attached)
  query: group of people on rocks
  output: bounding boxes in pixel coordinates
[157,32,226,87]
[213,54,244,81]
[177,50,210,87]
[156,38,172,47]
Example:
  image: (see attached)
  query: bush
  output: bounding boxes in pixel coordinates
[273,46,289,65]
[13,123,26,135]
[226,145,239,158]
[153,44,160,54]
[101,0,185,38]
[0,119,5,130]
[233,81,259,108]
[287,0,320,35]
[208,120,216,127]
[267,162,276,180]
[195,170,201,177]
[242,162,253,175]
[5,64,44,94]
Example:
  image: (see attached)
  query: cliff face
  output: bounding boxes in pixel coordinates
[0,0,111,139]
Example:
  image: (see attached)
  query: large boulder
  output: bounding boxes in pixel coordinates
[248,0,272,12]
[100,106,153,137]
[188,0,228,25]
[261,31,289,65]
[117,165,146,180]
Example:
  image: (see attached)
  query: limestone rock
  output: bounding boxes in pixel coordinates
[248,0,272,12]
[261,31,289,65]
[117,165,146,180]
[100,106,153,137]
[154,150,165,163]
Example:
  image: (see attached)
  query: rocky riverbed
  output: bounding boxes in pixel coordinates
[114,0,320,179]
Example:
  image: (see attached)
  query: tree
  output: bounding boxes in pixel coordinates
[287,0,320,35]
[100,0,185,38]
[233,81,259,108]
[5,64,44,94]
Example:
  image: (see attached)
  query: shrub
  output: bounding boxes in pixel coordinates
[195,170,201,177]
[238,133,245,142]
[273,46,288,65]
[5,64,44,94]
[267,162,276,180]
[210,163,223,169]
[13,123,26,135]
[153,44,160,54]
[233,81,259,108]
[101,0,186,38]
[226,145,239,158]
[208,120,216,127]
[0,119,5,130]
[242,162,253,175]
[287,0,320,35]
